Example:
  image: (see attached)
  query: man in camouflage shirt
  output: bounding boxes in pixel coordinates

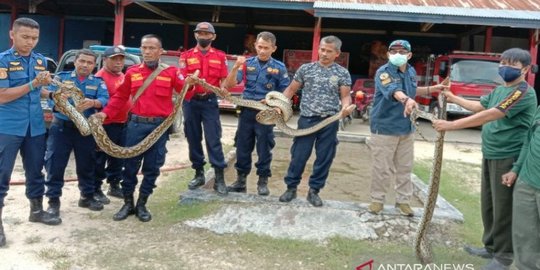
[278,35,354,207]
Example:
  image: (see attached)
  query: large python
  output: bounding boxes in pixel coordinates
[51,71,198,158]
[191,76,356,136]
[410,94,447,264]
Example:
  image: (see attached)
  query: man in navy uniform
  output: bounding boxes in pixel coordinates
[45,49,109,219]
[0,17,61,247]
[223,31,290,195]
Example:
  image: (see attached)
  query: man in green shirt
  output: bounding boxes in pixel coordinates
[434,48,536,270]
[502,108,540,270]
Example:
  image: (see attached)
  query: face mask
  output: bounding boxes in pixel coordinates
[498,66,522,82]
[145,60,159,70]
[389,54,408,66]
[197,38,212,48]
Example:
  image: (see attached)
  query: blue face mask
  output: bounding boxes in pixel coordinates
[498,66,522,83]
[389,54,408,67]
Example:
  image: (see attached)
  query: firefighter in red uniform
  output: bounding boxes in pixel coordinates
[179,22,229,195]
[94,34,185,222]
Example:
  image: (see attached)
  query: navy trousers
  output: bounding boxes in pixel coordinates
[0,131,46,207]
[183,98,226,169]
[235,108,275,176]
[284,116,339,190]
[95,123,126,190]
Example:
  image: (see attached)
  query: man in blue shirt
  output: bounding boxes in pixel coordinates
[0,17,61,247]
[223,31,290,196]
[45,49,109,219]
[368,40,444,216]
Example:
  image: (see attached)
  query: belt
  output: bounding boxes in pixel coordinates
[191,93,216,101]
[129,114,165,123]
[52,118,77,128]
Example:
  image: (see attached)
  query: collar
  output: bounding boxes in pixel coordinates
[9,47,35,59]
[70,71,93,80]
[193,47,215,54]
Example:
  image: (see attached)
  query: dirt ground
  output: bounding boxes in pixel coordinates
[1,126,482,269]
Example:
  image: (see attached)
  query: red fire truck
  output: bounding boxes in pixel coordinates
[414,51,503,116]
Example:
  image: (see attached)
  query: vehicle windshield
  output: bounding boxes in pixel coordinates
[450,59,503,85]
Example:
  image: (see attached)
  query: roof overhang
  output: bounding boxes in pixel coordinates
[313,2,540,29]
[143,0,313,10]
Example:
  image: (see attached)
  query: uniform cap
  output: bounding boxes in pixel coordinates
[103,45,126,58]
[194,22,215,34]
[388,40,411,52]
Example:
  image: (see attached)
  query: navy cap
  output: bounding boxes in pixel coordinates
[103,45,126,58]
[389,40,411,52]
[194,22,215,34]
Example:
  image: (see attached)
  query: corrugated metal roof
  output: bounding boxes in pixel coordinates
[313,1,540,28]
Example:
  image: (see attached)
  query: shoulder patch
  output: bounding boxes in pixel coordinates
[0,68,7,79]
[379,72,392,86]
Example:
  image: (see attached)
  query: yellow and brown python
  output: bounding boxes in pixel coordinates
[410,94,447,264]
[51,71,198,158]
[191,76,356,137]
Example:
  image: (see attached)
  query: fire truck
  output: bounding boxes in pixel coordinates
[414,51,503,116]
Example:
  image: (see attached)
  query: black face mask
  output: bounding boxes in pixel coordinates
[197,38,212,48]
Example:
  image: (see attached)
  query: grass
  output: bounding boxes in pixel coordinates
[65,152,487,269]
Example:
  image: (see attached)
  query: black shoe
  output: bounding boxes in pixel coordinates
[188,168,206,190]
[464,245,493,259]
[78,196,104,211]
[135,195,152,222]
[257,176,270,196]
[213,168,228,196]
[46,197,62,220]
[279,188,297,202]
[28,198,62,225]
[107,183,123,199]
[94,189,111,205]
[307,188,323,207]
[227,173,247,193]
[113,195,135,221]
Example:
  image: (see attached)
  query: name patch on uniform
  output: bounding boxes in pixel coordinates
[187,58,200,65]
[0,68,7,79]
[9,61,24,72]
[379,72,392,86]
[86,85,98,90]
[156,76,171,82]
[131,73,143,81]
[247,66,256,72]
[209,59,221,65]
[34,65,46,71]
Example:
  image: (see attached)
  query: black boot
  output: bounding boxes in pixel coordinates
[113,195,135,221]
[94,188,111,205]
[307,188,323,207]
[135,194,152,222]
[0,207,5,247]
[107,182,124,198]
[213,168,228,195]
[29,197,62,225]
[78,195,104,211]
[188,168,205,190]
[279,188,297,202]
[257,176,270,196]
[227,172,247,192]
[46,197,62,221]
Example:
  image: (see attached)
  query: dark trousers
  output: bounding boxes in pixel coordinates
[512,180,540,270]
[183,98,226,169]
[45,120,97,198]
[481,157,515,265]
[0,131,46,207]
[235,108,275,177]
[121,119,168,196]
[284,116,339,190]
[95,123,126,190]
